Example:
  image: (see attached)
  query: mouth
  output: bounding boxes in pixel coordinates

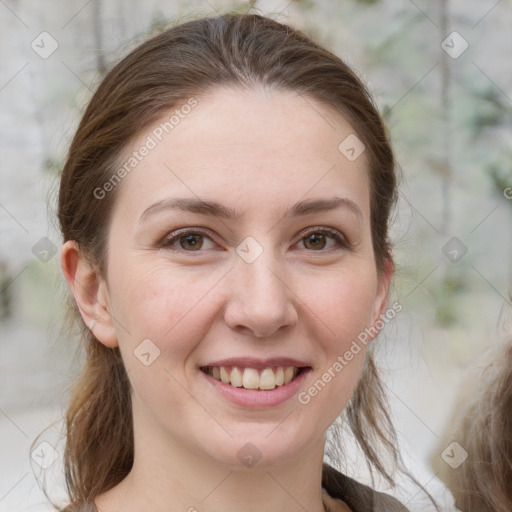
[200,365,308,391]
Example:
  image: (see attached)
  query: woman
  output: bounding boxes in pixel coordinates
[54,12,415,511]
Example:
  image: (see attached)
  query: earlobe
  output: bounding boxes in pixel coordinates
[60,240,118,348]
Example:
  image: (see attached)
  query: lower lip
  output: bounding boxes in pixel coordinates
[200,369,311,408]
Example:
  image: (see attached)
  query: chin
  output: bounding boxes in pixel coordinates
[202,427,319,472]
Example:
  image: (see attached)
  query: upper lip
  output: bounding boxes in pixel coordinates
[201,357,311,370]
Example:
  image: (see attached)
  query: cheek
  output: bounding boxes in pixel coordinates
[294,263,377,414]
[108,265,223,417]
[301,264,378,346]
[108,262,221,357]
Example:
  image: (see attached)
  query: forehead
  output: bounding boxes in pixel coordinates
[112,86,370,219]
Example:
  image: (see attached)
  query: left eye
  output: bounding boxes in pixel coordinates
[297,229,347,251]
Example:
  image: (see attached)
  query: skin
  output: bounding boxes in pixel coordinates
[62,86,391,512]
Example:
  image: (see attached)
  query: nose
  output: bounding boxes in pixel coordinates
[223,251,298,339]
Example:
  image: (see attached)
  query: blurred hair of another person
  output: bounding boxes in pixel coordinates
[430,338,512,512]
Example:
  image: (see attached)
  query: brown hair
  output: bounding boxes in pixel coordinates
[53,11,413,507]
[433,341,512,511]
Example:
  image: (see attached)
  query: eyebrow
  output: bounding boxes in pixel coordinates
[140,196,362,222]
[287,197,362,219]
[140,198,242,221]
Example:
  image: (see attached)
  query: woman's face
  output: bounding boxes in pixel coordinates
[92,87,390,469]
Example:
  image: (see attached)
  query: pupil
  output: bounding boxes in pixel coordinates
[306,234,325,249]
[181,234,202,250]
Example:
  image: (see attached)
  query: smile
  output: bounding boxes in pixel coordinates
[201,366,304,391]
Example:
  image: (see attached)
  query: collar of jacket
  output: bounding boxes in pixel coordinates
[322,463,410,512]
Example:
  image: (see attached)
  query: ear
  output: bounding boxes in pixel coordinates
[61,240,118,348]
[368,257,394,340]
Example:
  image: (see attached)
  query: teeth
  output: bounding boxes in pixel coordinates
[275,367,284,386]
[230,367,243,387]
[242,368,259,389]
[220,366,230,384]
[259,368,276,390]
[206,365,302,390]
[284,366,294,384]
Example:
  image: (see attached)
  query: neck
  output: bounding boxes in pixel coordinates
[95,408,328,512]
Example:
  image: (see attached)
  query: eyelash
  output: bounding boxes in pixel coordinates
[159,226,350,253]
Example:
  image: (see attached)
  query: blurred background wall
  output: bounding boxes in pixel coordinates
[1,0,511,510]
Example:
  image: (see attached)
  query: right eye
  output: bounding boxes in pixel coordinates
[160,229,218,252]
